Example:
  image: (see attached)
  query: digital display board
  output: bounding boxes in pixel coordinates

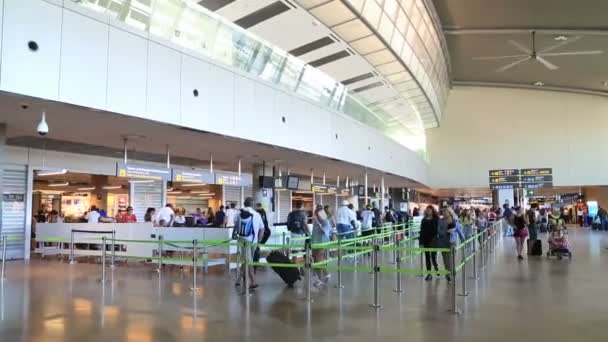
[311,183,337,194]
[489,169,519,177]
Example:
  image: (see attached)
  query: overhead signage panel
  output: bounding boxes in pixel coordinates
[521,175,553,183]
[489,176,520,184]
[311,183,337,194]
[215,173,242,186]
[490,183,518,190]
[522,183,552,189]
[337,187,351,196]
[116,163,170,181]
[489,169,519,177]
[521,168,552,176]
[171,169,214,184]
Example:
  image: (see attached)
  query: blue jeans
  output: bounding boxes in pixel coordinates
[336,223,354,240]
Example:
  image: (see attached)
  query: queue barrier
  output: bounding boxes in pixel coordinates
[23,219,501,314]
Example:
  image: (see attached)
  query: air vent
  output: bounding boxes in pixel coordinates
[329,33,341,42]
[352,81,384,93]
[289,37,335,57]
[282,0,296,9]
[341,72,375,86]
[309,50,350,67]
[234,1,291,29]
[197,0,236,11]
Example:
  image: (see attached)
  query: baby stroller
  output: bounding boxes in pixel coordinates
[547,229,572,259]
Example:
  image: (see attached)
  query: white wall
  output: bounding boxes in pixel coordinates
[428,86,608,188]
[0,0,428,186]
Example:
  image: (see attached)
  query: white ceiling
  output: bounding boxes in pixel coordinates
[201,0,432,132]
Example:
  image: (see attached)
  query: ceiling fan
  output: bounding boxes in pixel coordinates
[472,31,603,72]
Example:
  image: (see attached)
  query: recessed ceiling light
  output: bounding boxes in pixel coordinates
[554,35,568,41]
[48,182,69,187]
[534,81,544,87]
[602,81,608,87]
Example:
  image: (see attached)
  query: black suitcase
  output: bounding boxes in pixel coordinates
[529,239,542,256]
[266,250,300,287]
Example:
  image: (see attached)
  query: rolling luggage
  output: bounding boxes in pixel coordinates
[266,250,301,287]
[528,239,542,256]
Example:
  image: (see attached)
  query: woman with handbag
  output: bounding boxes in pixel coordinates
[513,207,529,260]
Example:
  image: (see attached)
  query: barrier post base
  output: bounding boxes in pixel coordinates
[369,303,383,309]
[393,288,403,294]
[457,292,470,297]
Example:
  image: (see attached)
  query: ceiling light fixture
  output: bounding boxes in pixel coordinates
[554,35,568,41]
[102,185,123,190]
[602,81,608,87]
[37,169,68,176]
[48,182,69,187]
[167,191,182,194]
[128,179,155,184]
[77,187,96,191]
[181,183,207,187]
[534,81,544,86]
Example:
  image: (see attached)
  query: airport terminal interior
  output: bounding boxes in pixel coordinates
[0,0,607,341]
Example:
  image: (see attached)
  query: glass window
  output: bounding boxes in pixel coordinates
[378,13,395,43]
[383,0,399,20]
[395,8,409,36]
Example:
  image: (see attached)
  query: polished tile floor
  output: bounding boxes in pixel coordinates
[1,229,607,342]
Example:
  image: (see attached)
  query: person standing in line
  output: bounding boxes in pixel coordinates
[371,202,383,233]
[513,207,529,260]
[412,207,420,217]
[336,200,356,239]
[360,204,375,237]
[437,206,455,283]
[311,205,331,286]
[419,206,439,281]
[224,202,238,228]
[206,207,215,225]
[234,197,264,291]
[476,209,489,243]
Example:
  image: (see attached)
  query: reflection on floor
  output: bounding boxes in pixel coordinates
[0,229,607,342]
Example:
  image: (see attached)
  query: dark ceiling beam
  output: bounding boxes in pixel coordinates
[444,28,608,36]
[452,81,608,98]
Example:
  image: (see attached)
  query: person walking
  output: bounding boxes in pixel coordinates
[234,197,264,291]
[311,205,331,286]
[419,206,439,281]
[513,207,529,260]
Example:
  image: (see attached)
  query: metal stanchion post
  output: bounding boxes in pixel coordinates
[419,239,424,278]
[202,244,208,274]
[458,242,469,297]
[1,236,7,280]
[156,235,163,273]
[369,243,382,309]
[305,239,313,302]
[393,238,403,294]
[241,240,251,296]
[110,231,116,268]
[191,240,200,292]
[450,244,460,314]
[69,231,76,264]
[471,233,479,280]
[282,232,286,255]
[101,236,107,282]
[335,238,344,289]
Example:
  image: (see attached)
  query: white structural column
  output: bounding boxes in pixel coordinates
[364,172,368,205]
[380,176,385,210]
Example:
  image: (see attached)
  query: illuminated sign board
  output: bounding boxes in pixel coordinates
[311,183,337,194]
[171,169,214,184]
[116,163,170,181]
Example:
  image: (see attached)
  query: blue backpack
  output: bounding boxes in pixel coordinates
[236,210,254,237]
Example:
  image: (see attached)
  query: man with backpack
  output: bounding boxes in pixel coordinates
[287,201,310,240]
[234,197,264,291]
